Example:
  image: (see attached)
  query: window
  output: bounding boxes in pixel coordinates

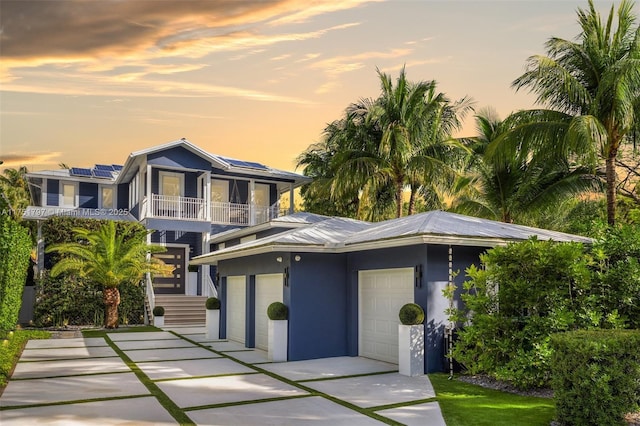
[255,183,270,207]
[101,186,114,208]
[129,174,138,209]
[61,182,77,207]
[159,172,184,197]
[211,179,229,203]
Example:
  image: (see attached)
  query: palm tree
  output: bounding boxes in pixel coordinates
[504,0,640,225]
[452,109,601,223]
[46,221,173,328]
[330,67,471,219]
[0,166,31,220]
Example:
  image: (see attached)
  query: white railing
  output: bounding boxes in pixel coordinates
[150,194,206,220]
[145,273,155,322]
[210,201,250,225]
[205,274,218,298]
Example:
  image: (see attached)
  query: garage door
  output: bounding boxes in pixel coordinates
[358,268,414,364]
[255,273,284,350]
[226,276,246,344]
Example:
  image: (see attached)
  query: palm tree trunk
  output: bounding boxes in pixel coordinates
[396,182,404,218]
[606,152,617,226]
[104,287,121,329]
[408,185,417,216]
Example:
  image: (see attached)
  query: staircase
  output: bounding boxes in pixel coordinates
[154,295,207,326]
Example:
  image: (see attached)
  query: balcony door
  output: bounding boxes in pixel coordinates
[254,183,270,223]
[210,179,230,223]
[158,172,184,217]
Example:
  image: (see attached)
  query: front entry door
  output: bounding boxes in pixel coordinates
[152,247,186,294]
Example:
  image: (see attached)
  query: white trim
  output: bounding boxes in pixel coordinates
[59,181,78,208]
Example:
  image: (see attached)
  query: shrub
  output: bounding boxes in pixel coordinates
[267,302,288,320]
[551,329,640,426]
[205,297,220,310]
[0,216,32,335]
[152,306,165,316]
[399,303,424,325]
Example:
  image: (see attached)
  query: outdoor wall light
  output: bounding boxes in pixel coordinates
[276,256,283,263]
[294,255,301,261]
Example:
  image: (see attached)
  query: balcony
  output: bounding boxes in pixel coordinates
[143,194,283,226]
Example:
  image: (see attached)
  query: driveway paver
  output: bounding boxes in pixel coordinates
[11,357,130,379]
[124,347,221,362]
[376,401,447,426]
[18,346,117,361]
[137,357,254,380]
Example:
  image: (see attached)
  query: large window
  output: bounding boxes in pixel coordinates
[100,186,114,208]
[61,182,77,207]
[160,172,184,197]
[211,179,229,203]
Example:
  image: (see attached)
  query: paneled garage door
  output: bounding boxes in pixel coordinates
[255,273,284,350]
[226,276,246,344]
[358,268,414,364]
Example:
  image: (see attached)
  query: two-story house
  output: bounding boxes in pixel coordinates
[23,139,310,322]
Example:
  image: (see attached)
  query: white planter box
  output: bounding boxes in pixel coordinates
[268,319,288,362]
[398,324,424,376]
[154,315,165,327]
[187,272,198,296]
[206,309,220,340]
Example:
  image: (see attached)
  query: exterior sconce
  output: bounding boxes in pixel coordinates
[276,256,283,263]
[294,255,301,262]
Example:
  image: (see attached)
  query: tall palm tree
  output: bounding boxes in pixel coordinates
[46,221,173,328]
[330,67,471,219]
[502,0,640,225]
[453,109,601,223]
[0,166,31,220]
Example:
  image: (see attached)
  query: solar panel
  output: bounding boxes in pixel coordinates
[92,169,113,179]
[70,167,92,177]
[221,157,269,170]
[94,164,115,171]
[112,165,123,171]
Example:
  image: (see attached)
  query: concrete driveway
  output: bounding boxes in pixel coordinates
[0,326,446,426]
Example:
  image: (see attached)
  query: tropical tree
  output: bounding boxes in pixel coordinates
[452,109,601,223]
[309,67,471,220]
[0,166,31,220]
[45,221,173,328]
[501,0,640,225]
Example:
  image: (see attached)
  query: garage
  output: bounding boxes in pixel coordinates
[254,273,284,350]
[358,268,414,364]
[226,275,246,344]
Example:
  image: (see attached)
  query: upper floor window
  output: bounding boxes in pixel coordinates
[160,171,184,197]
[129,173,139,208]
[211,179,229,203]
[60,182,77,207]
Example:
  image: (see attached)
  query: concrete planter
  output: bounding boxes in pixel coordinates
[187,271,198,296]
[154,315,165,327]
[398,324,424,376]
[206,309,220,340]
[268,319,288,362]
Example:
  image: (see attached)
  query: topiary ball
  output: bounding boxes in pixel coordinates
[153,306,165,316]
[398,303,424,325]
[267,302,288,320]
[205,297,221,310]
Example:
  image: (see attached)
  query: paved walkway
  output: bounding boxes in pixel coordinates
[0,326,446,425]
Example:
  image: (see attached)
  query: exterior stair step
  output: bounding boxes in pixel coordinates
[154,295,207,325]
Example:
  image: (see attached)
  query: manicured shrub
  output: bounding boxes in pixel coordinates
[205,297,220,310]
[152,306,165,316]
[551,329,640,426]
[0,215,32,336]
[267,302,288,320]
[399,303,424,325]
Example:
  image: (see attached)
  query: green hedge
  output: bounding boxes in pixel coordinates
[0,215,32,335]
[399,303,425,325]
[551,329,640,426]
[267,302,288,320]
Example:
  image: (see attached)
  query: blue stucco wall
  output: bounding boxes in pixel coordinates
[147,146,212,170]
[288,252,349,360]
[46,179,59,206]
[79,182,98,208]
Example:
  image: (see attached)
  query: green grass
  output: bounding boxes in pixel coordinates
[0,329,51,388]
[429,373,555,426]
[81,325,160,338]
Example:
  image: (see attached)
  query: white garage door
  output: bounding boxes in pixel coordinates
[255,273,284,350]
[359,268,414,364]
[226,276,246,344]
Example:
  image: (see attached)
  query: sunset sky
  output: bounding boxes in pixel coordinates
[1,0,637,173]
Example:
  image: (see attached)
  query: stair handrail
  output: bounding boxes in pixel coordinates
[205,274,218,298]
[145,272,155,321]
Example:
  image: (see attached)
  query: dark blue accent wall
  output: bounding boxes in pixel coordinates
[79,182,98,208]
[147,146,211,170]
[47,180,59,206]
[288,253,348,360]
[246,276,256,348]
[220,277,227,339]
[150,230,200,257]
[117,184,128,210]
[151,169,199,198]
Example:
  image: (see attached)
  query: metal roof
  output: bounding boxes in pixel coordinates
[343,211,592,245]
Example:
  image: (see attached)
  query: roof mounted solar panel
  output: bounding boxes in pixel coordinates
[112,165,123,171]
[70,167,93,177]
[92,169,114,179]
[221,157,269,170]
[94,164,115,171]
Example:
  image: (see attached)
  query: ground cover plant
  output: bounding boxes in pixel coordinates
[429,373,555,426]
[0,329,50,390]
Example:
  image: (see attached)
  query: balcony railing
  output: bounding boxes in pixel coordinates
[145,194,284,226]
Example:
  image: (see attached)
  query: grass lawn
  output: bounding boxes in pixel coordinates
[0,329,50,389]
[429,373,555,426]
